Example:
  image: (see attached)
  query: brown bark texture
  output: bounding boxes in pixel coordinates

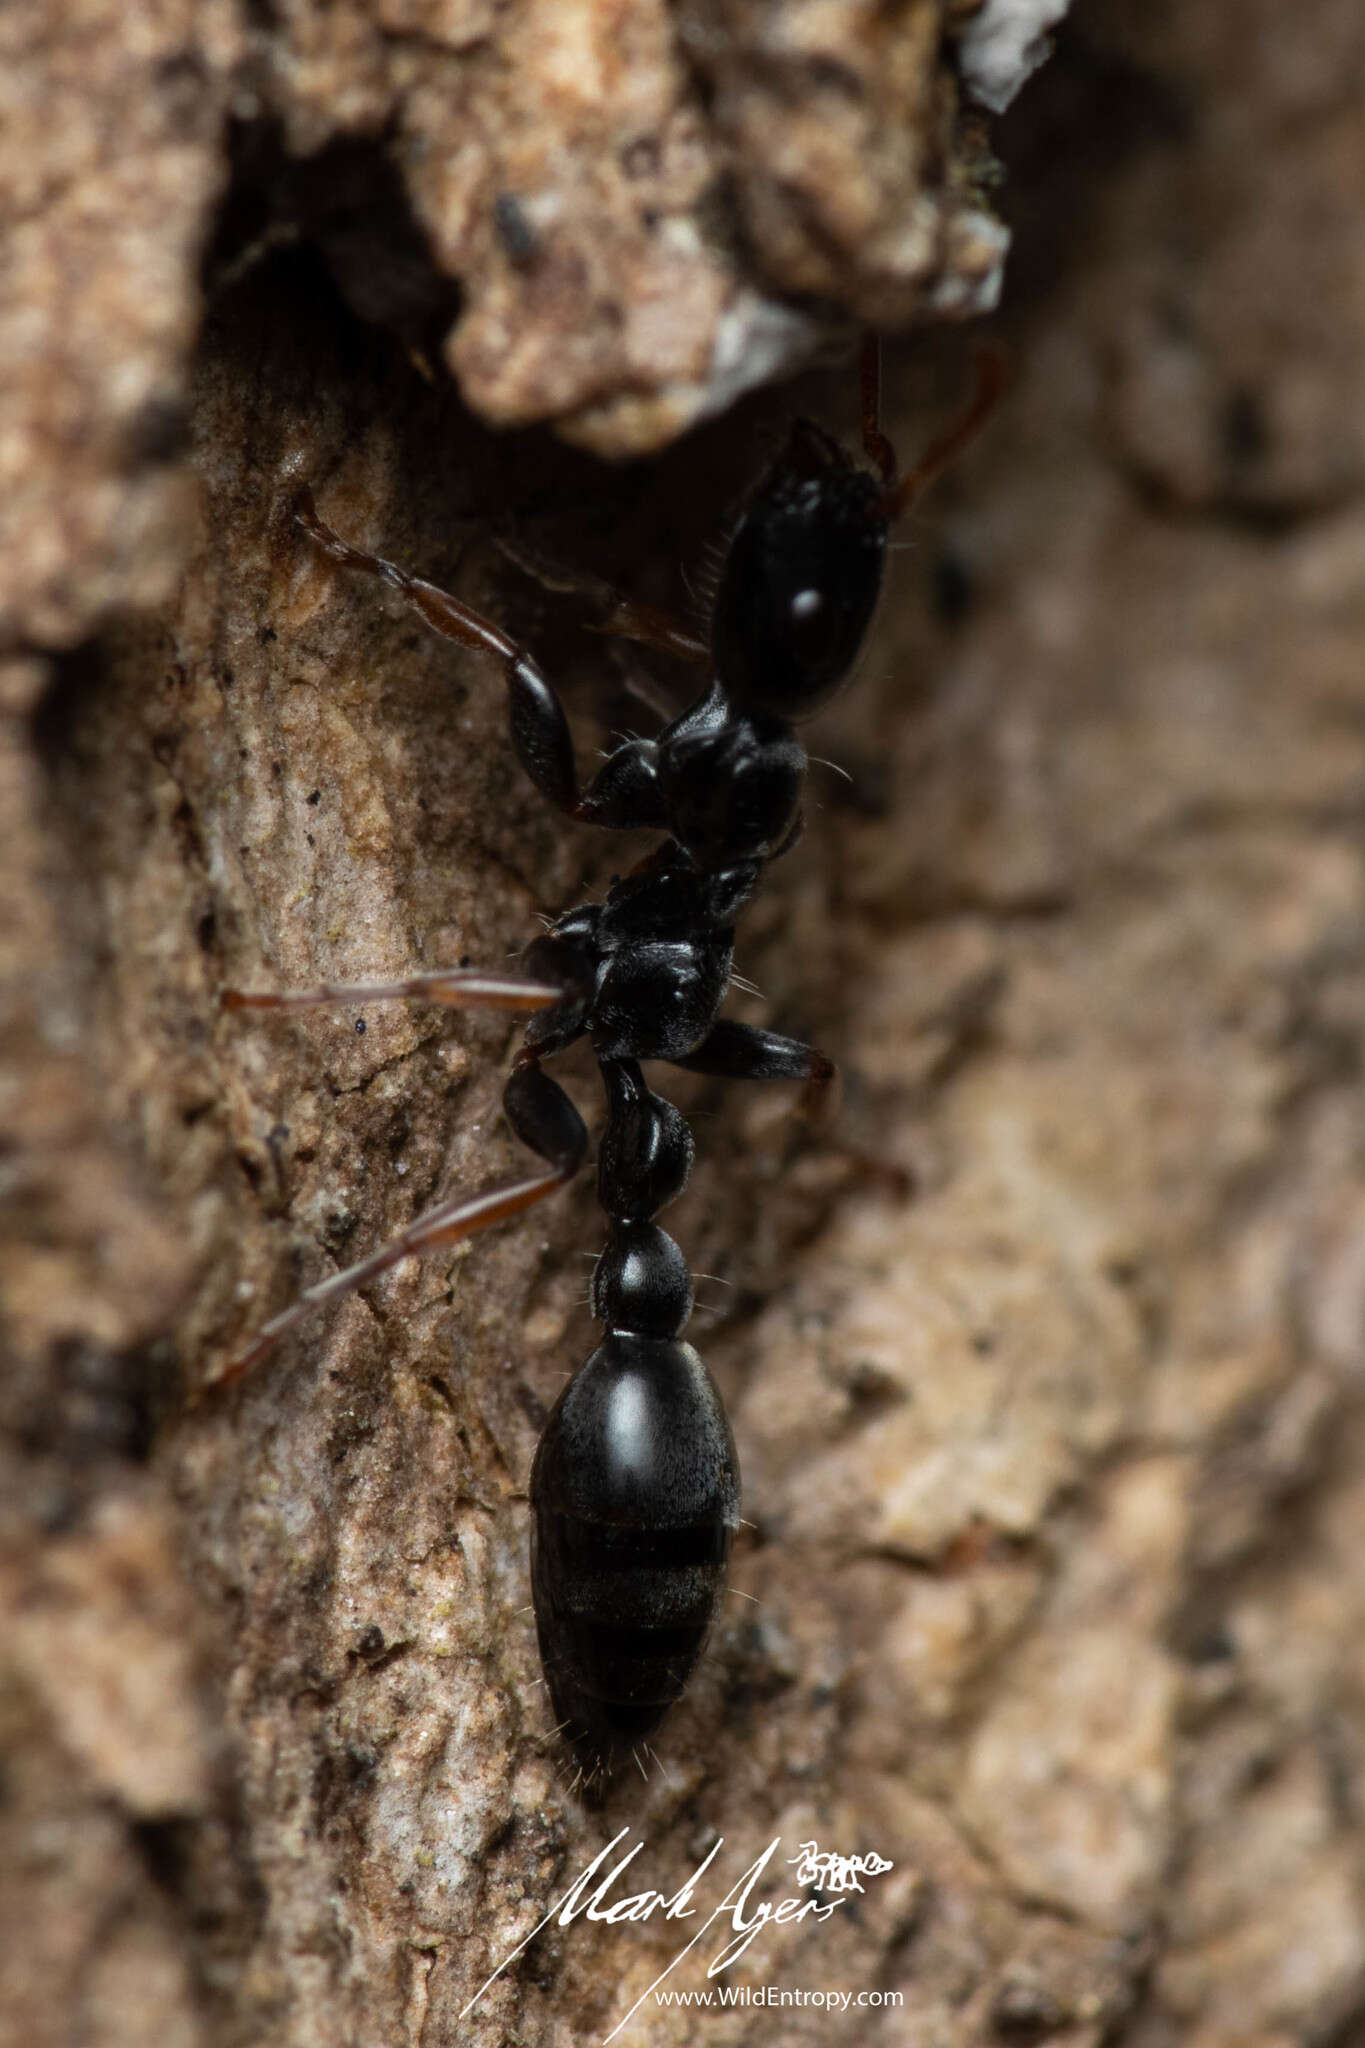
[5,2,1365,2046]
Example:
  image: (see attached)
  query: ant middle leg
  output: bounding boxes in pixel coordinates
[221,965,563,1017]
[215,1053,588,1388]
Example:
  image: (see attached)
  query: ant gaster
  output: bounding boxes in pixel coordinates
[220,340,1005,1782]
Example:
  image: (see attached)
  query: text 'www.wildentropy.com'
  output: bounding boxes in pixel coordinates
[653,1987,905,2012]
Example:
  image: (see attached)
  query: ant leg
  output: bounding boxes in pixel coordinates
[878,342,1011,522]
[494,535,709,665]
[222,966,562,1016]
[296,490,667,828]
[215,1054,587,1388]
[673,1019,837,1122]
[673,1022,914,1201]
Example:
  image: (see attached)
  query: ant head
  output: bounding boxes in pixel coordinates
[710,421,888,723]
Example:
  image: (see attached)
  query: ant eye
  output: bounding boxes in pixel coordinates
[791,589,823,621]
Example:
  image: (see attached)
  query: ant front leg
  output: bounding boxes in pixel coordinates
[495,533,709,726]
[214,1053,588,1389]
[493,534,709,666]
[295,490,670,832]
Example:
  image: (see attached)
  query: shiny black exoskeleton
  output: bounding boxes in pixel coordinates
[222,343,1004,1781]
[481,417,882,1776]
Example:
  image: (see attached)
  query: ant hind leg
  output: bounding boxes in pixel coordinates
[674,1019,909,1193]
[214,1053,587,1389]
[672,1019,837,1124]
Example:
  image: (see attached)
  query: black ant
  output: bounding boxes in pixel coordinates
[219,339,1005,1783]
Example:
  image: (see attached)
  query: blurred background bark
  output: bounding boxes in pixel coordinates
[5,2,1365,2044]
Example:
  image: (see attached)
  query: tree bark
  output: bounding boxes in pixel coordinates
[5,3,1365,2045]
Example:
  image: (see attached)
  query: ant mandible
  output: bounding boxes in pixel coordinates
[219,338,1006,1783]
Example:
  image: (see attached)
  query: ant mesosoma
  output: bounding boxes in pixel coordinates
[220,339,1005,1783]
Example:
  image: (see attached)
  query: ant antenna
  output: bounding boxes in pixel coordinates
[861,334,1011,521]
[860,334,900,487]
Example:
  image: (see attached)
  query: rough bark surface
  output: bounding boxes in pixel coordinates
[6,3,1365,2047]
